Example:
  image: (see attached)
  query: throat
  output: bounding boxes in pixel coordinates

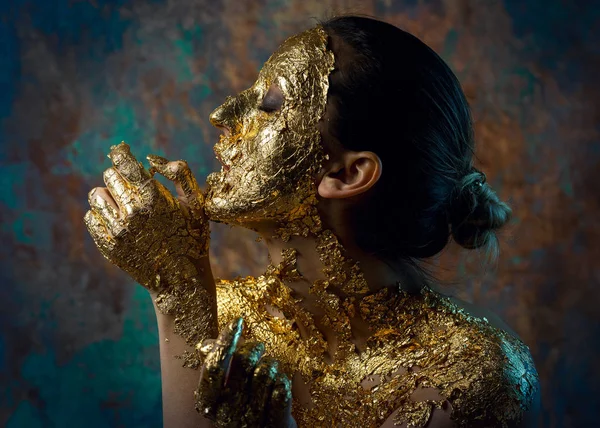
[250,208,422,361]
[261,232,391,362]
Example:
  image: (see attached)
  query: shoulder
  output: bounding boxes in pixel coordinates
[371,287,540,427]
[430,291,541,427]
[461,331,540,427]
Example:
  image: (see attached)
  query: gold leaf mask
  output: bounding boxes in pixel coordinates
[205,26,335,227]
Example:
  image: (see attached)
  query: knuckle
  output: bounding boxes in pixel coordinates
[122,204,140,217]
[103,167,117,182]
[83,210,95,227]
[196,339,216,357]
[175,160,189,170]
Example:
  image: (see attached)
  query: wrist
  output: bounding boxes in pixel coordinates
[150,258,218,368]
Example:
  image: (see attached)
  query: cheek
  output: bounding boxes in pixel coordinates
[247,116,286,159]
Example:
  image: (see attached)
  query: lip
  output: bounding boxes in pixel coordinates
[214,152,231,172]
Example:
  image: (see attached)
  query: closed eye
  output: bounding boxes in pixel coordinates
[259,83,284,113]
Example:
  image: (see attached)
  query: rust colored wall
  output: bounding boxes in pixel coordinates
[1,0,598,426]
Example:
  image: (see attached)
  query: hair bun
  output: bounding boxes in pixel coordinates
[448,169,512,250]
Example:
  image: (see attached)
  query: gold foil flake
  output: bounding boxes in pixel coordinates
[204,27,334,232]
[156,280,216,369]
[404,401,433,427]
[315,229,370,296]
[273,197,323,242]
[214,261,539,427]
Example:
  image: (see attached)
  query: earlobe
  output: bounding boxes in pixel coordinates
[317,151,382,199]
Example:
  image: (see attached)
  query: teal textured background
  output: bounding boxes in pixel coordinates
[1,1,599,427]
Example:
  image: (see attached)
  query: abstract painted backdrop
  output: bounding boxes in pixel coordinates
[1,0,599,427]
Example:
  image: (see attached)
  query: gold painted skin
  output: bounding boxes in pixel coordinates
[204,26,333,240]
[215,247,539,427]
[84,144,216,368]
[195,318,294,427]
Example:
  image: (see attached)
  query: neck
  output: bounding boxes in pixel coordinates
[260,223,403,297]
[245,218,426,355]
[239,216,421,361]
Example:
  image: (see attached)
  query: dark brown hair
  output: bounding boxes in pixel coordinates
[320,16,512,264]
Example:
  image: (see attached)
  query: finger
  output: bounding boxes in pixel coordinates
[195,338,216,359]
[88,188,126,237]
[88,187,119,212]
[243,357,279,427]
[108,142,152,185]
[225,340,265,389]
[103,167,141,217]
[195,317,244,419]
[215,341,266,424]
[83,210,116,257]
[147,154,204,212]
[265,373,293,428]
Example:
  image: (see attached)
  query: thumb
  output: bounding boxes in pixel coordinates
[147,154,204,212]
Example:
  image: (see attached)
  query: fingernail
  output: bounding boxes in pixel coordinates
[147,154,168,166]
[109,142,129,152]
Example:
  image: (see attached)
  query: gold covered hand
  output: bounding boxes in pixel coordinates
[195,318,296,428]
[84,142,210,292]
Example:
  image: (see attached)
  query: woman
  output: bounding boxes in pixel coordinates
[84,16,540,428]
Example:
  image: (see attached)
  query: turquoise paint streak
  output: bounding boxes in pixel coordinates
[442,29,459,60]
[12,211,55,250]
[173,38,195,83]
[6,401,44,428]
[11,287,161,427]
[0,165,58,248]
[56,99,158,180]
[0,164,27,210]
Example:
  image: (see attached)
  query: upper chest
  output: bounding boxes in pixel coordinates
[214,277,531,427]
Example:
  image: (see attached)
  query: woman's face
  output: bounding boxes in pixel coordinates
[204,26,335,226]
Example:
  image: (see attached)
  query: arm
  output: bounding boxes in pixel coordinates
[151,256,217,428]
[150,257,217,428]
[84,143,218,428]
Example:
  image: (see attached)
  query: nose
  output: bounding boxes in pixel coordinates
[209,104,226,127]
[209,106,231,137]
[209,109,231,138]
[209,95,238,136]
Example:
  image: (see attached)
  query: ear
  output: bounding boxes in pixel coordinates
[318,151,382,199]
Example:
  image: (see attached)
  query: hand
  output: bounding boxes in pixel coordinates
[84,142,209,292]
[84,143,216,366]
[195,318,296,428]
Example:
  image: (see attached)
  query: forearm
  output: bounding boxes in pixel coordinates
[151,256,219,428]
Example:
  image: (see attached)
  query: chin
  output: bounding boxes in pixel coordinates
[204,170,317,227]
[204,192,303,230]
[204,192,270,226]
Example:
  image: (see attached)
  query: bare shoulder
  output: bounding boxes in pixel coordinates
[433,292,541,427]
[372,287,541,428]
